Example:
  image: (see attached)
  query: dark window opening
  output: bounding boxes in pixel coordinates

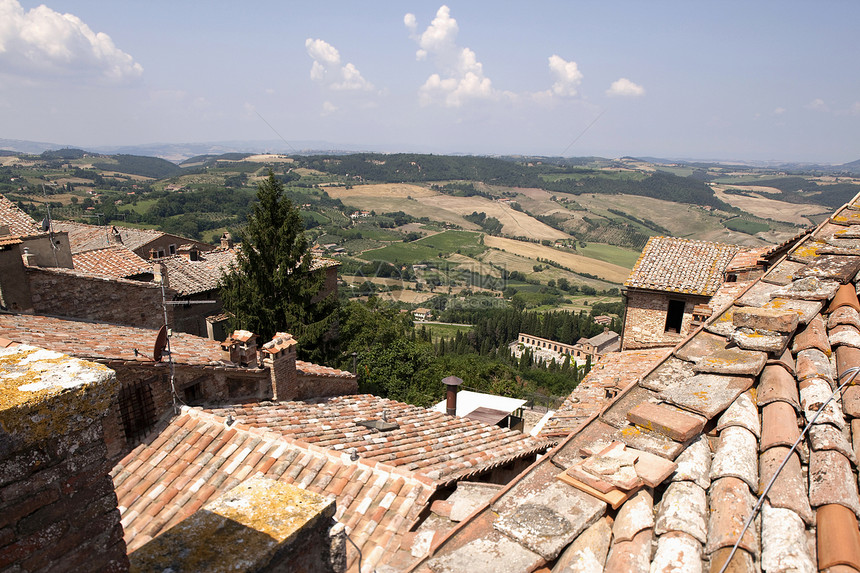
[665,299,685,333]
[118,379,156,444]
[183,382,203,403]
[168,244,177,255]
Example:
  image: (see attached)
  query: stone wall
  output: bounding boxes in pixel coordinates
[27,267,171,330]
[0,345,129,572]
[622,289,706,350]
[294,373,358,401]
[100,363,270,457]
[0,244,33,312]
[171,293,222,338]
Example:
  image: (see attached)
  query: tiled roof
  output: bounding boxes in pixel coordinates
[296,360,355,378]
[71,245,152,279]
[158,248,237,296]
[410,192,860,573]
[51,220,166,254]
[0,312,236,368]
[0,194,45,239]
[111,407,435,573]
[0,313,355,382]
[540,348,670,438]
[725,245,771,272]
[625,236,743,296]
[205,395,552,485]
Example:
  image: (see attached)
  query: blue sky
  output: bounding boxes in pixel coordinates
[1,0,858,162]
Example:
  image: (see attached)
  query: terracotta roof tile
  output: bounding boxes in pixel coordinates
[0,194,47,239]
[71,245,152,279]
[541,348,669,437]
[624,236,743,296]
[206,395,551,485]
[157,248,237,296]
[112,407,436,572]
[51,220,169,254]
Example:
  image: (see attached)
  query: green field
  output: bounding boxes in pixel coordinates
[417,322,474,342]
[362,230,485,264]
[723,217,770,234]
[576,243,641,268]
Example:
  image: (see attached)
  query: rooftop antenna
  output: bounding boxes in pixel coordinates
[40,184,60,267]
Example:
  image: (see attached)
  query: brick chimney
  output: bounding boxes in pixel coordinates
[221,330,259,367]
[21,246,36,266]
[152,262,168,289]
[261,332,298,401]
[110,226,123,245]
[442,375,463,416]
[220,232,234,250]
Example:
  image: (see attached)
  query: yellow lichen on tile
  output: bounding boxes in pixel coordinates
[0,344,116,444]
[129,476,336,573]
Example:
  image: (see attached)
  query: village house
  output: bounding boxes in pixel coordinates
[621,236,744,350]
[413,307,433,321]
[0,196,340,338]
[407,192,860,572]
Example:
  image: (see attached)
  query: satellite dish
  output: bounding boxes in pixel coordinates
[153,325,168,362]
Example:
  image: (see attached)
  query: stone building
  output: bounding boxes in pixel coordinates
[0,313,357,457]
[621,236,742,350]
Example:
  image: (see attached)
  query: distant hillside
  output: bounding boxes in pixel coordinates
[92,154,183,179]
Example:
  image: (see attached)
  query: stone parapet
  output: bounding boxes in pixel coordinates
[0,344,128,572]
[128,476,344,573]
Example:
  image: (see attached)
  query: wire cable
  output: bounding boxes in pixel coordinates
[717,365,860,573]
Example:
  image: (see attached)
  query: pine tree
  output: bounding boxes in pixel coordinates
[220,171,338,360]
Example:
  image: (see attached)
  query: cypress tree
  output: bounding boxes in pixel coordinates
[220,171,338,360]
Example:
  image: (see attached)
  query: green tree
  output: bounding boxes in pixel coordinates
[220,172,338,361]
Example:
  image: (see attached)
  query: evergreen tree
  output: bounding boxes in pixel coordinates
[220,171,338,361]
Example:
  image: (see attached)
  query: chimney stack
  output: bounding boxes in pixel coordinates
[220,232,234,250]
[442,375,463,416]
[21,246,36,266]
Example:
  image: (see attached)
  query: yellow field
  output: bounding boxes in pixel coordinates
[328,183,567,241]
[483,236,631,284]
[326,183,437,199]
[418,195,567,241]
[712,186,829,225]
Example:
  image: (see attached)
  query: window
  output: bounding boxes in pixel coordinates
[664,299,685,333]
[118,378,156,444]
[168,244,177,255]
[183,382,202,403]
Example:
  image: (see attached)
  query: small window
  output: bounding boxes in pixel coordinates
[168,244,177,255]
[118,379,156,444]
[665,299,685,333]
[183,382,202,403]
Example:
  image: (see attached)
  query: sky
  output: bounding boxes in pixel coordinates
[1,0,858,163]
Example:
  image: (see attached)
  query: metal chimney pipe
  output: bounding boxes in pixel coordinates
[442,375,463,416]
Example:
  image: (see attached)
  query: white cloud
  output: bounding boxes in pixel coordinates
[547,55,583,97]
[807,98,828,111]
[773,107,786,115]
[305,38,373,91]
[0,0,142,82]
[405,5,496,107]
[851,102,860,116]
[606,78,645,97]
[321,101,338,116]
